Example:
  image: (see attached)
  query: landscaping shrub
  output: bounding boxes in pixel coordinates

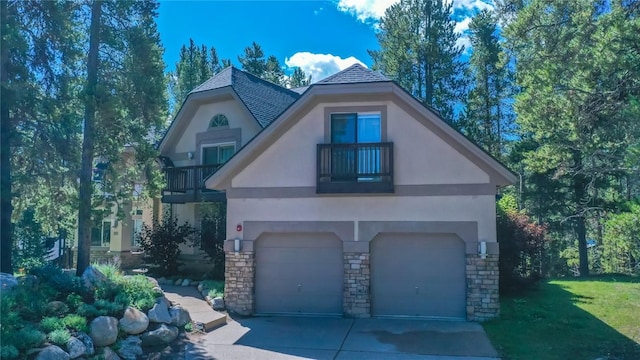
[66,293,84,312]
[0,345,18,359]
[39,317,65,333]
[30,264,83,297]
[9,327,46,350]
[12,208,52,273]
[202,280,224,298]
[117,275,157,312]
[138,216,199,276]
[602,203,640,275]
[62,314,88,333]
[497,194,549,294]
[200,203,226,280]
[47,329,71,347]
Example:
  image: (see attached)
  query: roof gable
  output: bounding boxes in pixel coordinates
[316,63,390,85]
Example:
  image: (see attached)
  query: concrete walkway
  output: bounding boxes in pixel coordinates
[185,316,500,360]
[161,285,227,331]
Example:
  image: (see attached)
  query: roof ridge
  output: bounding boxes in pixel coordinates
[230,67,300,97]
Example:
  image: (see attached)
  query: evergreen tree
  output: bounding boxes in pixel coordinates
[503,0,640,276]
[77,0,168,274]
[369,0,466,122]
[264,55,285,85]
[288,67,312,88]
[238,41,266,77]
[462,10,512,159]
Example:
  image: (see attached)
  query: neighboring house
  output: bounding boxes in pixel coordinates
[72,147,159,269]
[161,64,516,321]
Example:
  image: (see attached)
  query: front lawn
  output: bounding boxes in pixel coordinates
[483,276,640,360]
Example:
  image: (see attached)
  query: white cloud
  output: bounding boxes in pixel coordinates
[449,0,493,12]
[454,17,472,34]
[285,52,366,83]
[336,0,399,22]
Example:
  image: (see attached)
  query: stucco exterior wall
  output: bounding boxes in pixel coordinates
[231,101,489,189]
[174,99,260,154]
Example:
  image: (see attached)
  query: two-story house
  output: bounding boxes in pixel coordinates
[159,64,516,321]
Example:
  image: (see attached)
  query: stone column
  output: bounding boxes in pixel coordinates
[343,252,370,317]
[224,251,255,315]
[466,254,499,321]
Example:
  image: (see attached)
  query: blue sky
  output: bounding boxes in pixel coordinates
[157,0,494,83]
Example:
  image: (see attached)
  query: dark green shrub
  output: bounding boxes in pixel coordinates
[30,264,83,297]
[199,203,226,280]
[39,317,65,333]
[66,293,84,312]
[94,299,125,317]
[62,314,88,333]
[13,208,51,272]
[138,216,199,276]
[48,329,71,347]
[0,293,21,350]
[10,327,45,350]
[77,303,104,318]
[118,275,156,312]
[0,345,18,359]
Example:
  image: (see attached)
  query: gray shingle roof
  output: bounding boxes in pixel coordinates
[191,66,299,128]
[316,63,390,85]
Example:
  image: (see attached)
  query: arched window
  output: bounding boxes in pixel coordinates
[209,114,229,128]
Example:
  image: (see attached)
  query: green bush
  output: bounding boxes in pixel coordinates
[39,317,65,333]
[30,264,83,297]
[66,293,84,312]
[10,327,45,350]
[62,314,88,333]
[118,275,157,312]
[93,262,121,281]
[0,345,18,359]
[94,299,125,317]
[138,216,199,276]
[77,303,104,318]
[202,280,224,298]
[48,329,71,347]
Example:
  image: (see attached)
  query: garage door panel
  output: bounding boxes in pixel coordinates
[371,233,466,319]
[255,232,343,315]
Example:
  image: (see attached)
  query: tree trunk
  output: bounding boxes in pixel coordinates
[76,0,102,276]
[573,150,589,277]
[0,0,13,274]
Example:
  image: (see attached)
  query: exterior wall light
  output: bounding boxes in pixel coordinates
[187,151,194,160]
[234,237,242,253]
[479,241,487,259]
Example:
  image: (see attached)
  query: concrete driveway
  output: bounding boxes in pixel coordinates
[186,316,500,360]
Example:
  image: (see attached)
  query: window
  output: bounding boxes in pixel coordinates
[91,221,111,247]
[331,112,382,180]
[209,114,229,128]
[132,219,143,248]
[201,143,235,165]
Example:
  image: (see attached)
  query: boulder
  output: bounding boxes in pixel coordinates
[197,283,204,292]
[147,301,171,324]
[76,332,94,356]
[103,346,121,360]
[66,336,86,359]
[89,316,119,347]
[146,276,159,287]
[0,273,17,292]
[156,277,167,285]
[116,336,143,360]
[81,266,108,291]
[180,279,190,286]
[212,297,225,311]
[190,280,199,286]
[141,324,179,347]
[169,305,191,327]
[35,345,70,360]
[174,279,182,285]
[119,306,149,335]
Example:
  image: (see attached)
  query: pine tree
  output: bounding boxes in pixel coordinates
[238,41,267,77]
[503,0,640,276]
[288,67,312,88]
[369,0,466,122]
[462,10,512,159]
[264,55,285,85]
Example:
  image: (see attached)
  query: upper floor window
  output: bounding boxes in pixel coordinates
[209,114,229,128]
[202,143,235,165]
[331,112,381,144]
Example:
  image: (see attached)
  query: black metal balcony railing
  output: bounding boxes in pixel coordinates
[317,142,394,193]
[163,164,222,193]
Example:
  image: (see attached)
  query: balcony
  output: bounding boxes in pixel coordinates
[317,142,394,194]
[162,164,226,203]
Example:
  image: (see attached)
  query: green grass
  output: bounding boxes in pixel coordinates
[483,276,640,360]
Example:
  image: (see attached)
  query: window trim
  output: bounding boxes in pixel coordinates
[91,220,112,247]
[209,114,229,128]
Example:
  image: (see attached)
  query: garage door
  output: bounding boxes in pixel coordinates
[371,233,466,319]
[255,232,343,315]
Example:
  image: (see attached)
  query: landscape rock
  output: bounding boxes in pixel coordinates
[46,300,69,315]
[190,280,199,286]
[116,336,143,360]
[147,301,171,324]
[89,316,119,347]
[103,346,121,360]
[146,276,159,287]
[35,345,70,360]
[76,332,94,356]
[81,266,108,291]
[169,305,191,327]
[119,306,149,335]
[197,283,204,292]
[0,273,17,291]
[212,296,225,311]
[156,277,167,285]
[66,336,86,359]
[141,324,179,347]
[174,279,182,285]
[181,279,190,286]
